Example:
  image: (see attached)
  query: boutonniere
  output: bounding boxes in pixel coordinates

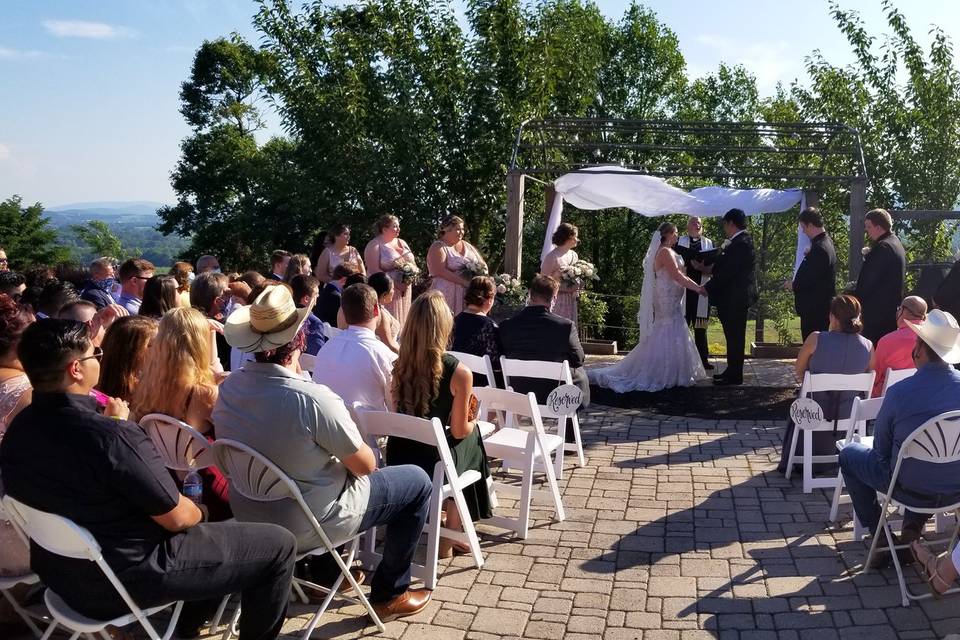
[861,246,871,257]
[803,247,811,256]
[721,239,731,251]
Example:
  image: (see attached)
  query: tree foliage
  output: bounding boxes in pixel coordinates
[70,220,128,261]
[0,196,71,269]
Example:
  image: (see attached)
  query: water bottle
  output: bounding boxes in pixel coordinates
[183,469,203,505]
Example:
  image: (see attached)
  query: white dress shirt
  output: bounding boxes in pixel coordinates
[313,325,397,411]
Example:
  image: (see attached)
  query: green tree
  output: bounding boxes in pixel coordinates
[0,196,70,269]
[69,220,133,261]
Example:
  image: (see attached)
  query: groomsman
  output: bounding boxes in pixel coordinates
[790,208,836,340]
[677,217,714,369]
[854,209,906,345]
[695,209,757,386]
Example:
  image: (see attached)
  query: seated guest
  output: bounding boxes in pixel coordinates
[139,275,180,318]
[79,257,117,309]
[336,272,368,329]
[97,316,158,401]
[170,261,194,308]
[778,295,873,473]
[0,271,26,302]
[269,250,291,281]
[0,319,297,638]
[386,291,492,557]
[870,295,927,396]
[56,299,128,348]
[132,308,231,522]
[195,254,220,274]
[368,272,401,353]
[191,271,232,372]
[290,274,327,355]
[238,270,265,291]
[314,284,396,411]
[839,309,960,566]
[451,276,502,386]
[36,279,79,319]
[283,254,312,282]
[317,264,356,327]
[116,258,155,315]
[0,295,33,586]
[215,286,433,621]
[499,274,590,412]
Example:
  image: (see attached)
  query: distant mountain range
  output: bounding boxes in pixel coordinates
[44,201,170,227]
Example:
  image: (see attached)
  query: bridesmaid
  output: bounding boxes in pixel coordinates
[314,223,366,284]
[541,222,580,324]
[428,215,487,315]
[364,214,415,326]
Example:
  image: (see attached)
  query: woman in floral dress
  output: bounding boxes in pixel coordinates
[315,223,366,284]
[364,215,415,326]
[427,215,487,315]
[540,222,580,324]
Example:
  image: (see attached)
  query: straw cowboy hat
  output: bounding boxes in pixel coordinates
[905,309,960,364]
[224,285,311,353]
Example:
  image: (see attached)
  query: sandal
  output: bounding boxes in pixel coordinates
[911,541,953,597]
[438,538,472,559]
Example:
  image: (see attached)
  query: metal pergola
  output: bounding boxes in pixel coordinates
[504,118,869,277]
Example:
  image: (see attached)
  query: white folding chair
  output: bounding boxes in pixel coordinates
[298,352,317,374]
[212,439,385,639]
[862,410,960,607]
[881,367,917,396]
[473,387,565,538]
[830,396,884,538]
[2,495,185,640]
[447,350,498,437]
[139,414,237,638]
[323,325,342,339]
[784,371,875,493]
[0,500,45,638]
[500,356,586,476]
[353,410,485,590]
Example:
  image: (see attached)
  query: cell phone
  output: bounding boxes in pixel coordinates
[89,389,109,408]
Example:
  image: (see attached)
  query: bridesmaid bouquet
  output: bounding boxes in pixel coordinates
[396,259,422,284]
[558,260,599,289]
[494,273,527,306]
[460,258,488,280]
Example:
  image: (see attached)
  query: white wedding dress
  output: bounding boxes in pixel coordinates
[589,247,706,393]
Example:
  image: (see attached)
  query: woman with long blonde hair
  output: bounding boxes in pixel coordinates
[386,290,492,557]
[131,307,231,520]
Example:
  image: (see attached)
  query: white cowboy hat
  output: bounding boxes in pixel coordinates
[224,285,311,354]
[905,308,960,364]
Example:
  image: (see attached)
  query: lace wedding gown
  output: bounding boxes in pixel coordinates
[589,252,706,393]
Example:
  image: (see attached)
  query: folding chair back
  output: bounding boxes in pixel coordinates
[473,387,565,537]
[2,495,183,640]
[830,395,885,528]
[211,440,384,636]
[899,411,960,465]
[298,352,317,374]
[447,350,497,388]
[140,413,214,472]
[353,410,485,588]
[880,367,916,396]
[499,356,585,471]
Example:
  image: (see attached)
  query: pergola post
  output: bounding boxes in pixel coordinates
[505,170,525,277]
[849,177,867,280]
[802,188,819,210]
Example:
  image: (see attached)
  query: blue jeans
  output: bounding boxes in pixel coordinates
[358,464,432,602]
[839,443,933,535]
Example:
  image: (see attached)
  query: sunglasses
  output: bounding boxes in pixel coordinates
[78,347,104,363]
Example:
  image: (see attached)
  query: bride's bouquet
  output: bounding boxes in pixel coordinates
[395,259,422,285]
[460,258,488,280]
[558,260,599,289]
[494,273,526,306]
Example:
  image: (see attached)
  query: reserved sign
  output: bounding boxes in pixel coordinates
[790,397,827,429]
[546,384,583,416]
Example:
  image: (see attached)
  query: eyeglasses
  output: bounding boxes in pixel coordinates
[78,347,103,363]
[132,275,151,281]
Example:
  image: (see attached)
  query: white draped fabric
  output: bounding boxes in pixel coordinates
[541,166,804,262]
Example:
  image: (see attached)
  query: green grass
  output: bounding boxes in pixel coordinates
[705,316,803,355]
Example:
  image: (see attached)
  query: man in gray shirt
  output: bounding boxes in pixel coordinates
[215,285,433,622]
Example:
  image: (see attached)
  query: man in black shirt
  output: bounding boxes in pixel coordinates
[0,320,297,639]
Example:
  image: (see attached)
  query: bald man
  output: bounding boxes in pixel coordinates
[870,295,927,396]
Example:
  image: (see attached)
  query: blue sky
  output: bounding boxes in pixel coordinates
[2,0,958,207]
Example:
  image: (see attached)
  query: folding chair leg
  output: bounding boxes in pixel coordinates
[0,587,42,637]
[517,447,536,539]
[569,413,585,467]
[802,429,813,493]
[863,497,891,575]
[40,620,60,640]
[553,418,565,482]
[424,485,444,590]
[784,423,800,480]
[449,489,484,569]
[829,470,844,522]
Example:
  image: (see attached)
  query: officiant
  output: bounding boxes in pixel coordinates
[676,216,714,370]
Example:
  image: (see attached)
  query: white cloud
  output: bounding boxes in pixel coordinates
[0,45,49,59]
[0,144,10,160]
[43,20,137,39]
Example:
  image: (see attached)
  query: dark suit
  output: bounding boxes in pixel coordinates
[934,259,960,320]
[704,231,757,383]
[498,305,590,411]
[855,232,906,344]
[316,282,342,326]
[792,231,837,340]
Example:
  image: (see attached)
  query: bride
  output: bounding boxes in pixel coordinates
[590,222,708,393]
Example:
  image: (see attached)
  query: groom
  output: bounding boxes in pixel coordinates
[694,209,757,386]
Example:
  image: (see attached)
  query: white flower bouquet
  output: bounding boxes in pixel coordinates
[494,273,526,306]
[396,260,421,284]
[558,260,599,289]
[460,258,488,280]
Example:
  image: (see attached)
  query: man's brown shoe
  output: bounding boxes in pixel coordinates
[371,589,432,622]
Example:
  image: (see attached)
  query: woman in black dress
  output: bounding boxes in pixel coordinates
[387,290,493,557]
[451,276,502,386]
